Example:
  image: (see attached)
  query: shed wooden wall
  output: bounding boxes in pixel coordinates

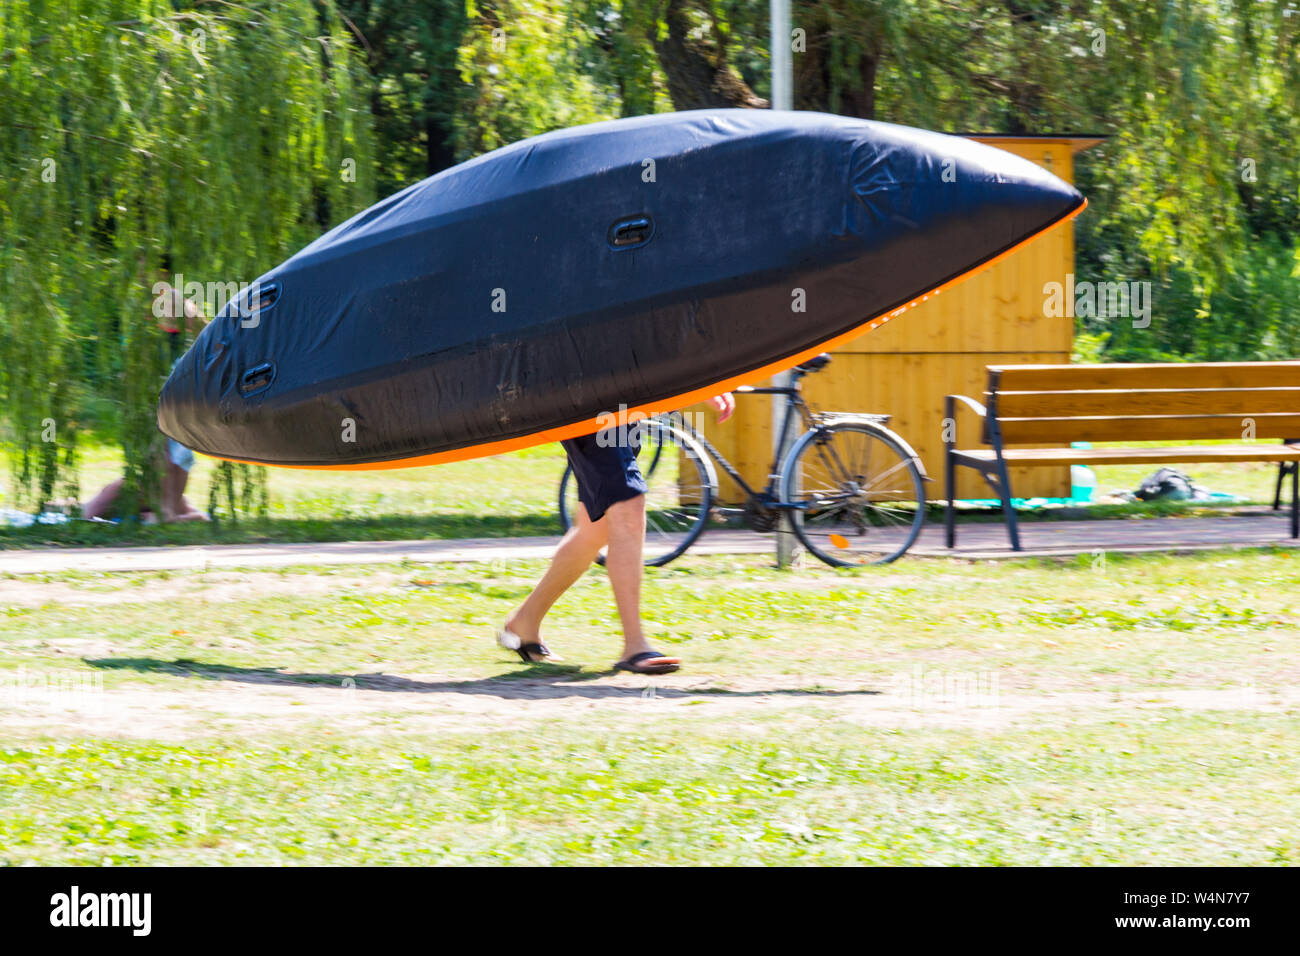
[690,137,1083,502]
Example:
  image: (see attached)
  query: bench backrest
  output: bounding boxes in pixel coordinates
[984,362,1300,444]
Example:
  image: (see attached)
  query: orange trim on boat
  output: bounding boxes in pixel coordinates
[210,199,1088,471]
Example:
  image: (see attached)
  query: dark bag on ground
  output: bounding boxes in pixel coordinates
[1135,468,1207,501]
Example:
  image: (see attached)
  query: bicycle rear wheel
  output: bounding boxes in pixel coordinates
[558,418,715,567]
[779,422,925,566]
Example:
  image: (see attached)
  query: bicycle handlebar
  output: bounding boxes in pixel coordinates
[737,385,799,396]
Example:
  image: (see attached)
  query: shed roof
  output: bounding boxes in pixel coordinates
[960,134,1108,154]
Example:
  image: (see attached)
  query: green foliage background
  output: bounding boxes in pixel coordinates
[0,0,375,510]
[3,0,1299,508]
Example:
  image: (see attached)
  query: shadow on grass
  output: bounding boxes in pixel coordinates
[84,656,882,701]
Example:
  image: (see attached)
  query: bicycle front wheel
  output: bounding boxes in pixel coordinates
[779,422,926,566]
[558,418,715,567]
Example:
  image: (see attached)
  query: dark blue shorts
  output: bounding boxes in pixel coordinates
[562,430,647,522]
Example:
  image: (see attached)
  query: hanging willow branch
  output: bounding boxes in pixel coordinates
[0,0,375,513]
[208,461,269,525]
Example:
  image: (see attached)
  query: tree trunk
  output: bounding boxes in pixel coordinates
[425,115,456,176]
[795,23,878,119]
[838,52,878,119]
[652,0,768,110]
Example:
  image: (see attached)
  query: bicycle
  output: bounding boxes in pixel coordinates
[558,354,929,567]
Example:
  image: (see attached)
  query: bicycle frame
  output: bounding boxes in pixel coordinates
[654,364,905,512]
[561,368,925,567]
[735,383,816,502]
[660,372,816,506]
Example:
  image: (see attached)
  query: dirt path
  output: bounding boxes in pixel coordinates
[6,520,1296,745]
[0,568,418,608]
[0,531,770,576]
[3,508,1297,578]
[4,670,1292,742]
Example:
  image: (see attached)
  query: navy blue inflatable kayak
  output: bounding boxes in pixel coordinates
[158,109,1085,468]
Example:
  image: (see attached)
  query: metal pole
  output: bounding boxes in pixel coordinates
[770,0,797,567]
[771,0,792,112]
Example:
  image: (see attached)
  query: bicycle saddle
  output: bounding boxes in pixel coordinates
[795,353,832,373]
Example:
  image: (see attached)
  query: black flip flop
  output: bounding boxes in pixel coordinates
[513,642,559,664]
[497,628,563,663]
[614,650,681,675]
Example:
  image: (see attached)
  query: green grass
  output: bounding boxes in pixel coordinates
[2,713,1293,865]
[2,549,1298,864]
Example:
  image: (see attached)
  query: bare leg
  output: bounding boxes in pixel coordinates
[82,478,124,520]
[158,461,184,521]
[159,462,208,522]
[505,503,607,648]
[604,494,676,664]
[177,492,209,519]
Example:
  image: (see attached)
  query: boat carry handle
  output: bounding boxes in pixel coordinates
[608,215,654,249]
[239,362,275,396]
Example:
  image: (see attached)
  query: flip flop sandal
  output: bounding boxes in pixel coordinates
[614,650,681,675]
[496,628,563,663]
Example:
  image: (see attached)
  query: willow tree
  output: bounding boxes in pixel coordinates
[455,0,618,158]
[578,0,1300,361]
[0,0,374,513]
[334,0,470,193]
[815,1,1300,359]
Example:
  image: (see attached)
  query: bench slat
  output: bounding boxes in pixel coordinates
[953,444,1300,466]
[991,362,1300,391]
[998,414,1300,444]
[993,388,1300,418]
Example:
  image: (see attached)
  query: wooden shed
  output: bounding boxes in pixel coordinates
[691,134,1102,502]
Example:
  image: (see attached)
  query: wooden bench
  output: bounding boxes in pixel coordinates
[944,362,1300,550]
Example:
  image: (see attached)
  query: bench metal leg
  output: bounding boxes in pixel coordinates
[945,451,956,548]
[992,459,1021,551]
[975,465,1021,552]
[998,488,1022,551]
[1292,461,1298,539]
[1274,441,1298,511]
